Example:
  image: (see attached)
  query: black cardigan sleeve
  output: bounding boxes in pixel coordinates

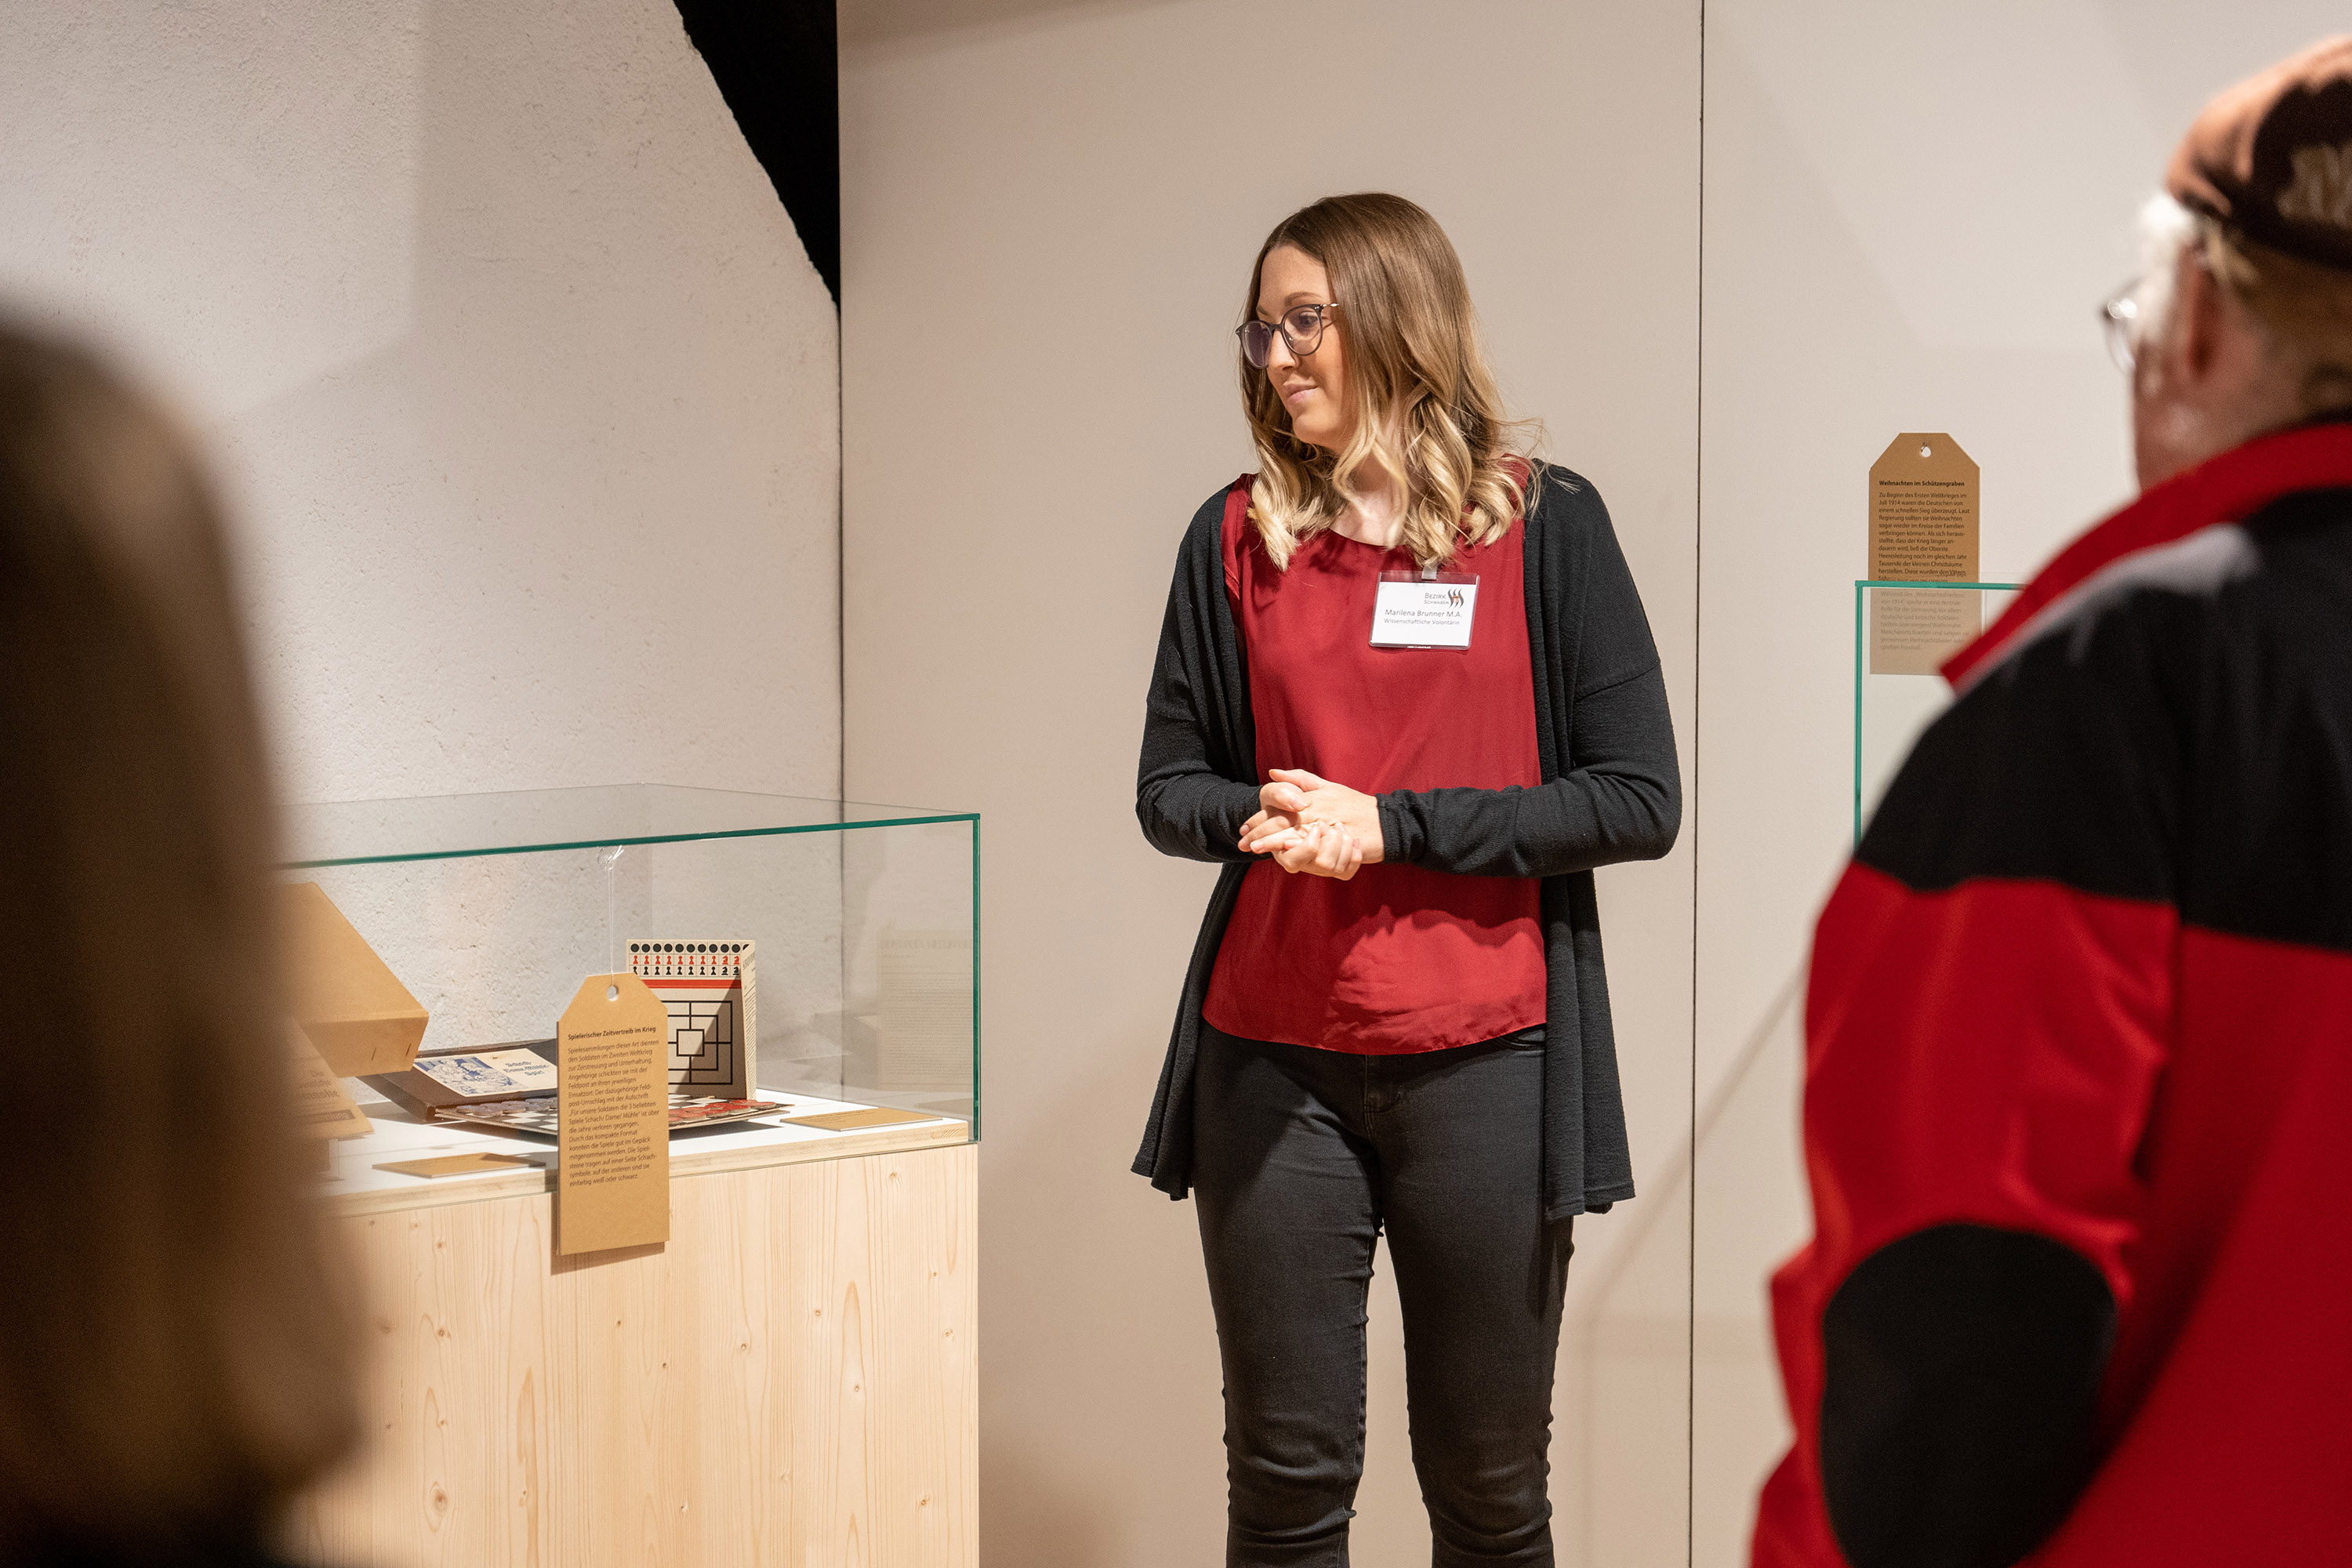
[1137,484,1261,864]
[1375,474,1681,877]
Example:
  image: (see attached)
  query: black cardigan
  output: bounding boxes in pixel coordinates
[1131,464,1682,1221]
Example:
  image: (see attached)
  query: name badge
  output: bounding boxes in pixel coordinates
[1370,569,1479,650]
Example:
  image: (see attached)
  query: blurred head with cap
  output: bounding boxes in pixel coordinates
[2124,36,2352,488]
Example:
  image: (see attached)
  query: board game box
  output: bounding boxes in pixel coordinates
[628,938,757,1098]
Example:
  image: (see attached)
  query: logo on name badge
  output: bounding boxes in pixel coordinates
[1446,587,1465,606]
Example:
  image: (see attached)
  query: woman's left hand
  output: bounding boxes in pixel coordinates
[1269,768,1385,863]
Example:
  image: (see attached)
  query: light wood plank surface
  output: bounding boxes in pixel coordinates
[291,1142,978,1567]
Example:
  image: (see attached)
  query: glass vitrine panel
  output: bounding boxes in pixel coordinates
[285,785,978,1207]
[1853,582,2022,841]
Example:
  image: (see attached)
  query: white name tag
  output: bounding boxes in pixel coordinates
[1370,571,1479,650]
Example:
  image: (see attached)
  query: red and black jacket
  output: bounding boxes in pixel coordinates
[1755,422,2352,1568]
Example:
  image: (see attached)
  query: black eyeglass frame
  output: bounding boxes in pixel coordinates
[1237,303,1340,369]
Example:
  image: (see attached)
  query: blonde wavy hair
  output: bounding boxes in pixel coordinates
[1239,193,1542,570]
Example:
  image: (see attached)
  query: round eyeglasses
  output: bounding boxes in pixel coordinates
[2101,289,2143,373]
[1237,303,1339,369]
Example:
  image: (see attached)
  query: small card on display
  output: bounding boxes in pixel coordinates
[413,1047,558,1100]
[365,1042,559,1116]
[375,1152,537,1180]
[1370,570,1479,650]
[785,1106,935,1133]
[435,1093,787,1139]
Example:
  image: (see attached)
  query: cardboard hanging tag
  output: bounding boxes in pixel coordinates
[283,883,430,1076]
[285,1022,373,1140]
[555,974,670,1255]
[1868,432,1982,675]
[1868,431,1979,579]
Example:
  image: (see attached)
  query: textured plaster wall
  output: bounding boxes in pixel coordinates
[0,0,842,1066]
[0,0,840,808]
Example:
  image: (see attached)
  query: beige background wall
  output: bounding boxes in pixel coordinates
[840,2,1700,1563]
[1689,3,2348,1562]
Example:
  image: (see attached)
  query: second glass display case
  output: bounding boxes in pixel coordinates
[1853,581,2021,841]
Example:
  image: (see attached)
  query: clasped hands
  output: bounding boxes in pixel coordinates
[1237,768,1385,881]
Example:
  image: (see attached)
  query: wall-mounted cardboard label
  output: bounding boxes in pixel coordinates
[556,974,670,1255]
[1868,433,1981,675]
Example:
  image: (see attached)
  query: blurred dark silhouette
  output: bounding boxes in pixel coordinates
[0,321,360,1567]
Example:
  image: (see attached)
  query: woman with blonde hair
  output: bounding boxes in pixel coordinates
[0,322,360,1566]
[1134,194,1679,1565]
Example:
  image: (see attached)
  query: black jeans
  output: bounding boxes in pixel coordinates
[1192,1022,1573,1568]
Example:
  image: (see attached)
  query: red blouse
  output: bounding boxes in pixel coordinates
[1201,485,1548,1054]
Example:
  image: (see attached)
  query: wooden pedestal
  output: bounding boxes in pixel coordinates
[291,1142,978,1566]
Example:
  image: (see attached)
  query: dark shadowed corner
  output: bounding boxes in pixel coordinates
[673,0,841,302]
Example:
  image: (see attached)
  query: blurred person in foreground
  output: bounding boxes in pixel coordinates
[0,322,359,1566]
[1755,37,2352,1568]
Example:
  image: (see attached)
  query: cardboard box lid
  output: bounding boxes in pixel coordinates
[284,882,429,1076]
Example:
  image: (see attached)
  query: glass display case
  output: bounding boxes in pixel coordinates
[287,784,978,1210]
[1853,580,2020,841]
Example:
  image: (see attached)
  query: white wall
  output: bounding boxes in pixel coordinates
[1689,4,2351,1561]
[0,0,840,808]
[841,4,1700,1564]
